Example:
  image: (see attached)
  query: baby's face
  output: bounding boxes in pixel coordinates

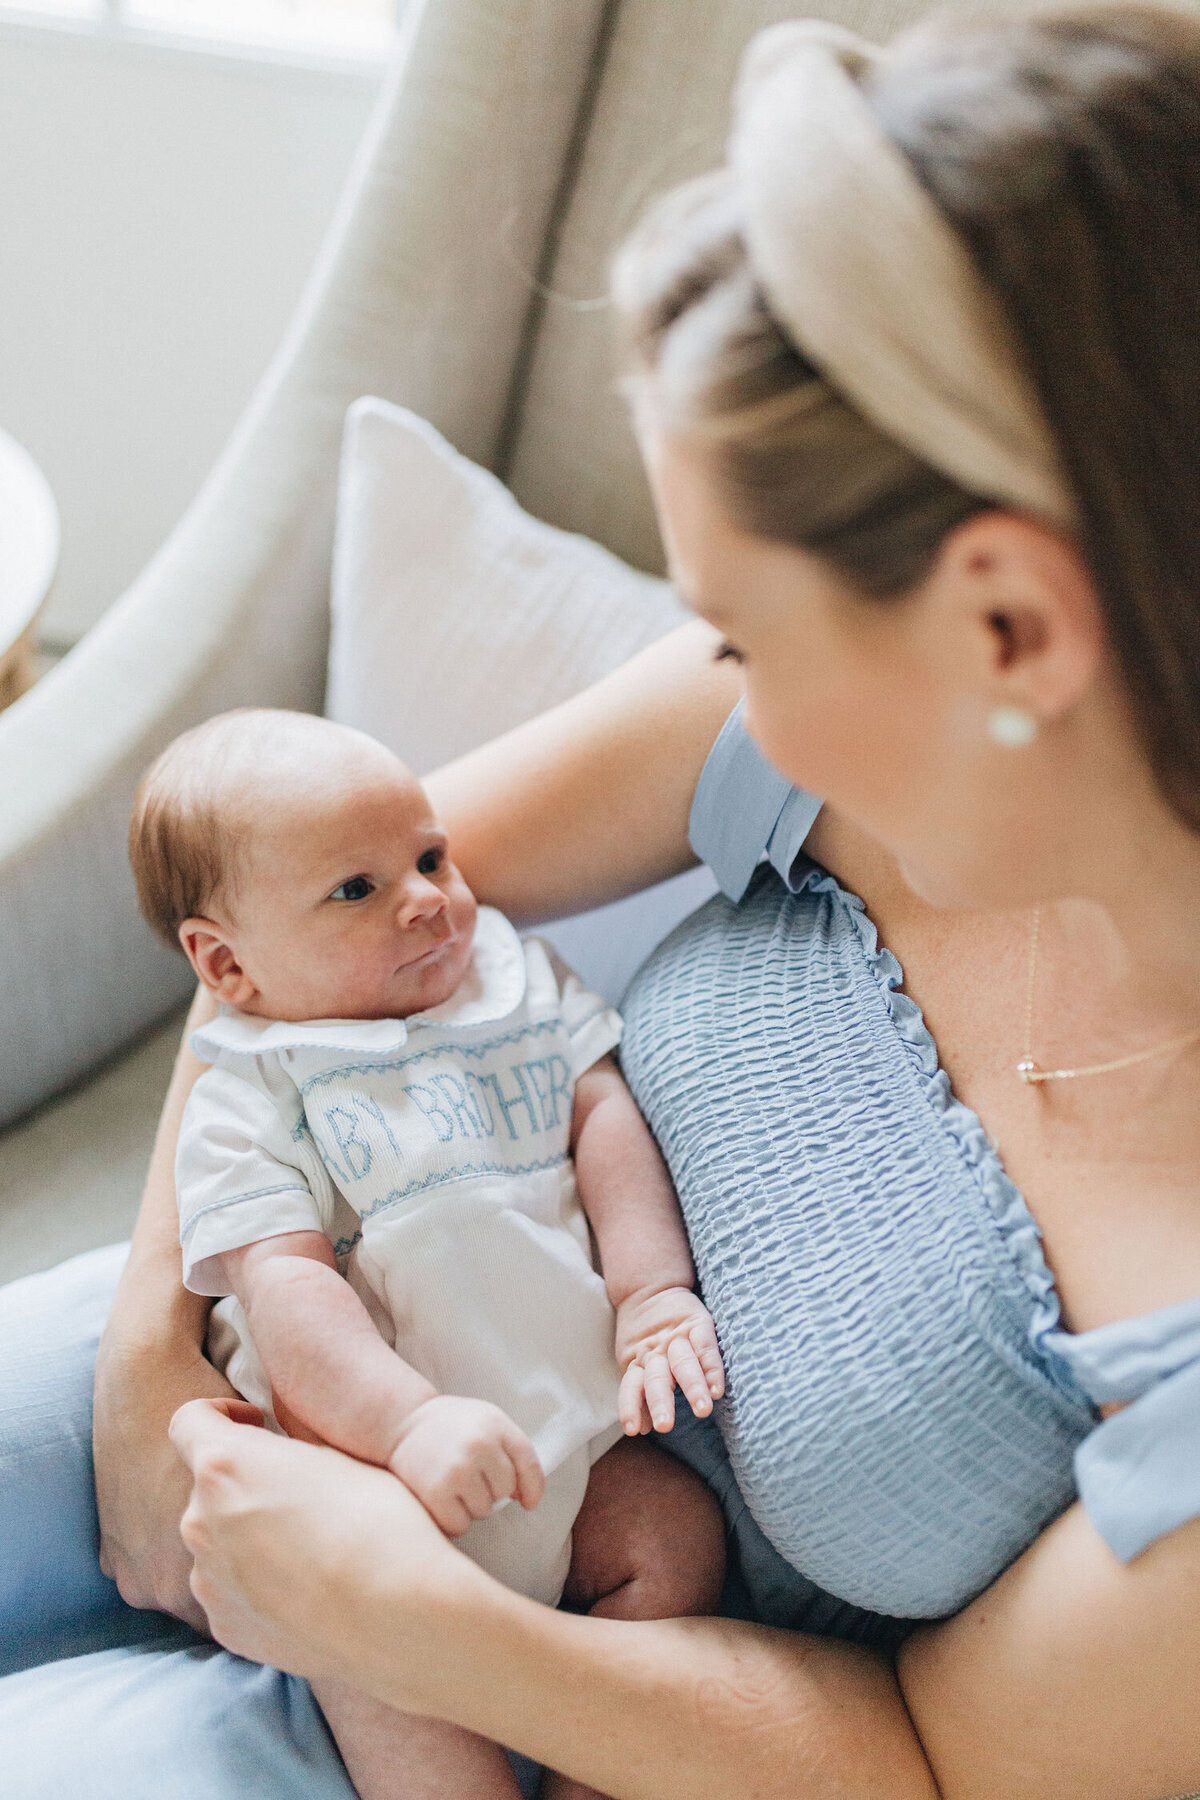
[217,754,478,1022]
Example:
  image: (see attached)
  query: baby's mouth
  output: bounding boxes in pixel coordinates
[400,931,454,972]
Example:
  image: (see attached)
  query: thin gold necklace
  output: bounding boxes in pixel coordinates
[1017,907,1200,1085]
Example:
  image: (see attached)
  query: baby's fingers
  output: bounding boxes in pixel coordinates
[690,1321,726,1400]
[618,1362,652,1436]
[667,1333,715,1420]
[641,1351,676,1433]
[502,1426,545,1511]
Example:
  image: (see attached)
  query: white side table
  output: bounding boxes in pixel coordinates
[0,428,59,710]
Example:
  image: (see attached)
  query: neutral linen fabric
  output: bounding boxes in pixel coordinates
[621,706,1200,1619]
[325,396,714,1006]
[0,0,614,1125]
[508,0,967,573]
[325,399,685,774]
[179,909,623,1604]
[728,22,1077,527]
[9,0,1200,1124]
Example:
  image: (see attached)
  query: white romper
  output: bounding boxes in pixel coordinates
[177,907,624,1607]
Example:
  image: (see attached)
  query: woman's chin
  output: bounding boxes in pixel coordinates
[895,856,980,913]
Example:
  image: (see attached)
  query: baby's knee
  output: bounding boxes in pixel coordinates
[565,1436,726,1623]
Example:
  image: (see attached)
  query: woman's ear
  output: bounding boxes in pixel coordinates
[928,512,1105,725]
[178,918,259,1009]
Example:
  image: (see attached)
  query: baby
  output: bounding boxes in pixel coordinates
[129,709,726,1800]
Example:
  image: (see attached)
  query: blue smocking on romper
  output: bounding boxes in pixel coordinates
[619,703,1200,1631]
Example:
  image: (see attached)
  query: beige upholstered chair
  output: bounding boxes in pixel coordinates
[0,0,1006,1275]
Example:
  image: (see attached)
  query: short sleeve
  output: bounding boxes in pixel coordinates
[1074,1359,1200,1562]
[541,947,624,1080]
[176,1059,337,1296]
[688,701,823,901]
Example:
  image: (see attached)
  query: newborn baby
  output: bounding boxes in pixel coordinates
[128,709,726,1800]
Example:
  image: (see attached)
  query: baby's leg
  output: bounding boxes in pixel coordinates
[540,1437,726,1800]
[313,1675,525,1800]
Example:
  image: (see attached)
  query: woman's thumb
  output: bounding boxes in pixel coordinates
[168,1395,265,1470]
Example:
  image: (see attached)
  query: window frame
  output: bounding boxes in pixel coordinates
[0,0,401,74]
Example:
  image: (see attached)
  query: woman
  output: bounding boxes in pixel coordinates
[7,4,1200,1796]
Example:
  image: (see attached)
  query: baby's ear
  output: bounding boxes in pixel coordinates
[178,918,258,1009]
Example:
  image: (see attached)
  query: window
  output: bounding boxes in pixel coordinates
[3,0,399,59]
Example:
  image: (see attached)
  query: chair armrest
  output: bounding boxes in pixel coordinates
[0,0,614,1126]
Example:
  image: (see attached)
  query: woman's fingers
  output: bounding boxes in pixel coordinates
[667,1334,714,1418]
[168,1395,251,1477]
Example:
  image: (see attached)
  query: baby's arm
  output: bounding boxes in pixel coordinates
[570,1056,725,1435]
[218,1234,544,1534]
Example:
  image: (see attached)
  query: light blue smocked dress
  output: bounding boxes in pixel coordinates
[620,703,1200,1645]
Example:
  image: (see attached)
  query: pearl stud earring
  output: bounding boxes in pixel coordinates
[988,705,1038,748]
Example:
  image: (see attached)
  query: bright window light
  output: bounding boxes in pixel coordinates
[124,0,397,54]
[4,0,100,18]
[2,0,399,55]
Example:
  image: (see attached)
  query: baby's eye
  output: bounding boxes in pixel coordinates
[330,876,374,903]
[416,848,443,877]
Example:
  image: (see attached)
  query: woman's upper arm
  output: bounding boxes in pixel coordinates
[899,1500,1200,1800]
[425,618,740,925]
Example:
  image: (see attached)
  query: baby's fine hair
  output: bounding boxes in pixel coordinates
[129,707,341,950]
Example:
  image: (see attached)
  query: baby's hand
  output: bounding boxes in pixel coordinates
[615,1286,725,1435]
[386,1395,545,1537]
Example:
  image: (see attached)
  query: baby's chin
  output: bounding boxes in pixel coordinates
[379,934,475,1018]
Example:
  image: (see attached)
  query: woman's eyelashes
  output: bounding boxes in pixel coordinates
[714,639,745,665]
[329,875,374,903]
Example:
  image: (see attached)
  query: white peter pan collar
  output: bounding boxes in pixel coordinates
[191,907,528,1061]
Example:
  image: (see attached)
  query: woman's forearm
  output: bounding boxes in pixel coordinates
[399,1584,940,1800]
[103,982,217,1349]
[426,618,739,924]
[93,982,232,1624]
[171,1409,941,1800]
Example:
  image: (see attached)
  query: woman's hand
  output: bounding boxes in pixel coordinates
[94,1327,239,1629]
[615,1287,726,1434]
[169,1397,479,1704]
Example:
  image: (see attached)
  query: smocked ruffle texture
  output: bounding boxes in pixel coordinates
[810,865,1094,1413]
[620,861,1097,1620]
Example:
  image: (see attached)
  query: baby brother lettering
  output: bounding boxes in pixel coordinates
[310,1052,573,1182]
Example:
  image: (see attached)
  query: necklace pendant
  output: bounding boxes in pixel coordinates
[1016,1056,1044,1086]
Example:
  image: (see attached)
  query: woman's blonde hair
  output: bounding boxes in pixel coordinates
[614,3,1200,829]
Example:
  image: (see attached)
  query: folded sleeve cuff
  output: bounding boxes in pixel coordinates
[689,702,822,900]
[568,1007,624,1081]
[1074,1358,1200,1562]
[181,1186,326,1296]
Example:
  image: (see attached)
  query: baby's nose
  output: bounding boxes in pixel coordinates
[398,878,447,925]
